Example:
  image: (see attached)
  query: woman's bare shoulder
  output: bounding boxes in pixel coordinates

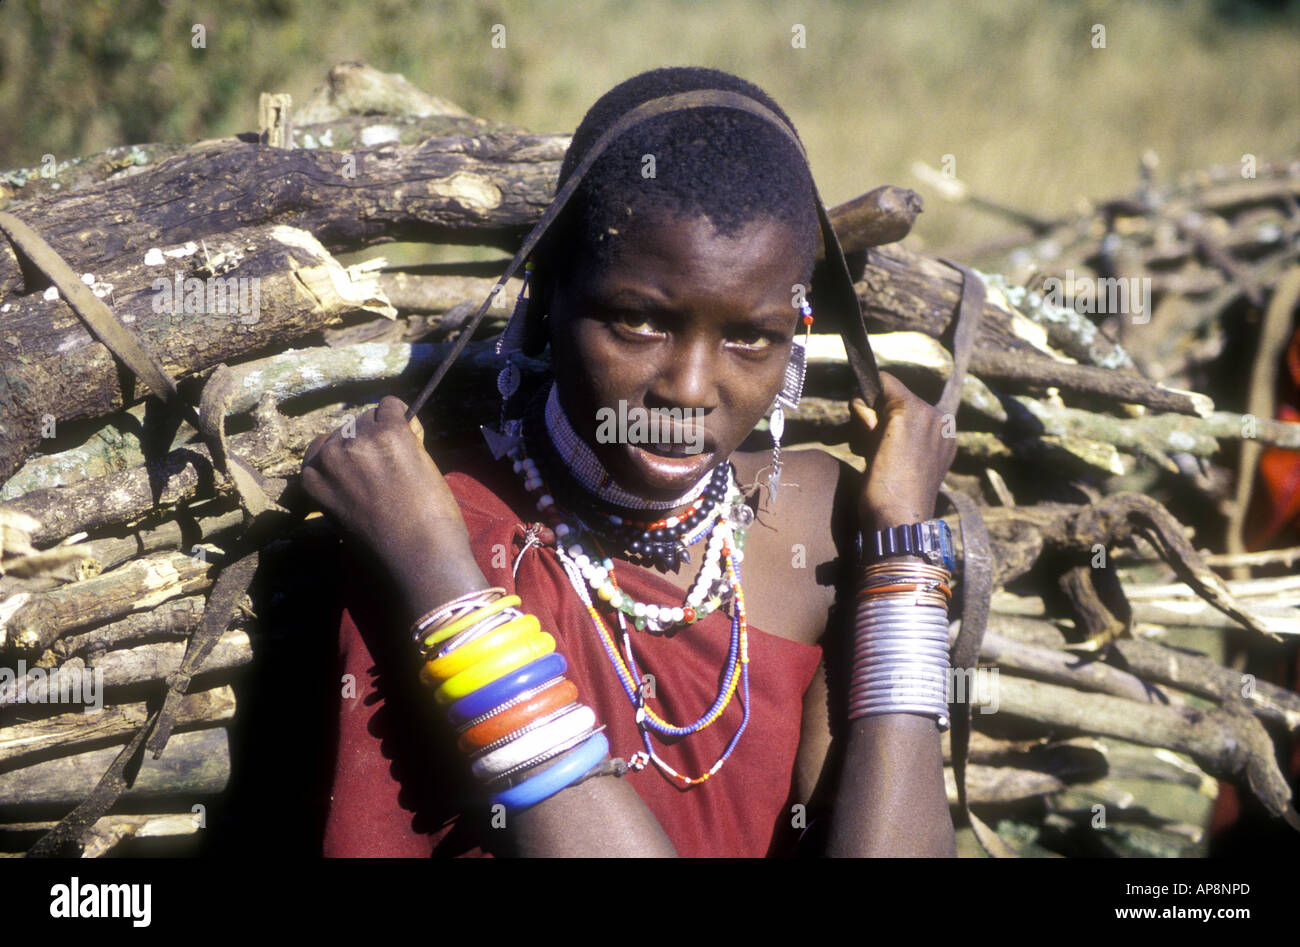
[730,446,858,562]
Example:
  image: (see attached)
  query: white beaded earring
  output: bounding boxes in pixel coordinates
[768,300,813,503]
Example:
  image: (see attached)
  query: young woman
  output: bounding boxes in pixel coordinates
[301,67,958,857]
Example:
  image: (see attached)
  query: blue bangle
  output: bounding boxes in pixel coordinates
[445,653,568,727]
[487,732,610,812]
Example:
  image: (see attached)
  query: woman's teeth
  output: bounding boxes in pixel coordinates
[646,443,698,457]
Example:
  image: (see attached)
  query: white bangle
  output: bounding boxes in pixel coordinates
[470,705,597,782]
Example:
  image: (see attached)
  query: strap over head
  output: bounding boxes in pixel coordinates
[405,87,882,422]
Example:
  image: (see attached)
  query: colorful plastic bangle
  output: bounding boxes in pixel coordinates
[420,595,522,653]
[483,728,599,790]
[422,614,542,683]
[445,654,568,727]
[487,733,611,813]
[470,705,597,781]
[434,633,557,706]
[458,679,580,753]
[467,702,584,760]
[454,675,570,733]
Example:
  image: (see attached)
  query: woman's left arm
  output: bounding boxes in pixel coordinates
[815,371,958,856]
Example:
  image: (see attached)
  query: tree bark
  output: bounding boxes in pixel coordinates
[0,685,235,767]
[0,134,568,298]
[0,726,229,808]
[0,550,217,653]
[0,224,393,486]
[992,675,1297,821]
[0,812,201,857]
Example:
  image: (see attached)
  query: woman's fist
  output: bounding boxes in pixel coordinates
[300,396,472,575]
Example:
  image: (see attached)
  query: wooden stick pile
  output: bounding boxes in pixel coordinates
[0,63,1296,856]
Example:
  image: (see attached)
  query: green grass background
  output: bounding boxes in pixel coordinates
[2,0,1298,250]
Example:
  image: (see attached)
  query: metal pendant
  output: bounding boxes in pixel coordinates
[768,404,784,503]
[480,423,522,459]
[497,360,521,400]
[768,463,782,504]
[769,404,785,443]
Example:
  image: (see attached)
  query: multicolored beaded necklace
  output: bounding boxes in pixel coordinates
[504,383,755,785]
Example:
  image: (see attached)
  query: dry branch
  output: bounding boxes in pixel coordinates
[52,595,211,658]
[0,812,201,857]
[991,675,1297,823]
[0,726,229,808]
[0,685,235,767]
[1,629,250,701]
[0,224,393,485]
[0,550,223,653]
[0,134,568,298]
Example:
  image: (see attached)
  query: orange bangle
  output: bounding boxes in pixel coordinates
[858,581,951,599]
[457,679,580,753]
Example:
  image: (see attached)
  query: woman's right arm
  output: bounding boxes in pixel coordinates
[301,395,676,857]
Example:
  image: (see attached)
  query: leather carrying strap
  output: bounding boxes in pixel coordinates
[405,88,882,422]
[933,260,1015,857]
[0,210,284,856]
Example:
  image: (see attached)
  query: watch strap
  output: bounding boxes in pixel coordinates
[862,520,955,572]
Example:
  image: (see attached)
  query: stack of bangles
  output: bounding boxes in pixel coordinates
[409,587,613,813]
[848,560,953,731]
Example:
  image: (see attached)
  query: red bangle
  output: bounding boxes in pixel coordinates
[457,679,580,753]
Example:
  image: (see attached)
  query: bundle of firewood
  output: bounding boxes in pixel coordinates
[0,63,1296,857]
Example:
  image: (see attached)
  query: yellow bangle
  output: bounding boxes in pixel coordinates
[421,595,522,653]
[422,614,541,683]
[434,632,556,706]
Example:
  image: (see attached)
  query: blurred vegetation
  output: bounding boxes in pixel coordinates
[1,0,1298,250]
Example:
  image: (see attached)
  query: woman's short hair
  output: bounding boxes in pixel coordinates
[533,67,821,289]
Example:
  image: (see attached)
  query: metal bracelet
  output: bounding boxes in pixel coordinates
[408,586,508,645]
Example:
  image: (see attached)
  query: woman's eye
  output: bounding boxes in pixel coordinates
[608,312,663,336]
[727,329,775,350]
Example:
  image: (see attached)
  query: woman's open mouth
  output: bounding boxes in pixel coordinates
[625,439,717,492]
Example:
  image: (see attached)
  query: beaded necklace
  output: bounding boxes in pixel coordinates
[559,541,751,786]
[543,384,712,511]
[504,385,756,784]
[511,437,743,635]
[523,384,747,574]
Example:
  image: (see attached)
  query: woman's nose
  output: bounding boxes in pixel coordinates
[648,337,720,411]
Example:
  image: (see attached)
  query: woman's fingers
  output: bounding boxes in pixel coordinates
[373,394,427,446]
[850,397,878,431]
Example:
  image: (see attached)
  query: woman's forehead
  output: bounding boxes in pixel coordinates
[575,212,812,293]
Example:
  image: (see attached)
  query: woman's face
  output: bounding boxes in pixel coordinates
[543,212,812,503]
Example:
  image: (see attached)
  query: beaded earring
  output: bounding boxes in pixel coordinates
[767,300,813,503]
[482,260,535,459]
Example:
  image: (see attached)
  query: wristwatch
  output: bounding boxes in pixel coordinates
[857,519,956,573]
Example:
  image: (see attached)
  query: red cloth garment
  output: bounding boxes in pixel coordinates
[322,458,824,858]
[1246,322,1300,550]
